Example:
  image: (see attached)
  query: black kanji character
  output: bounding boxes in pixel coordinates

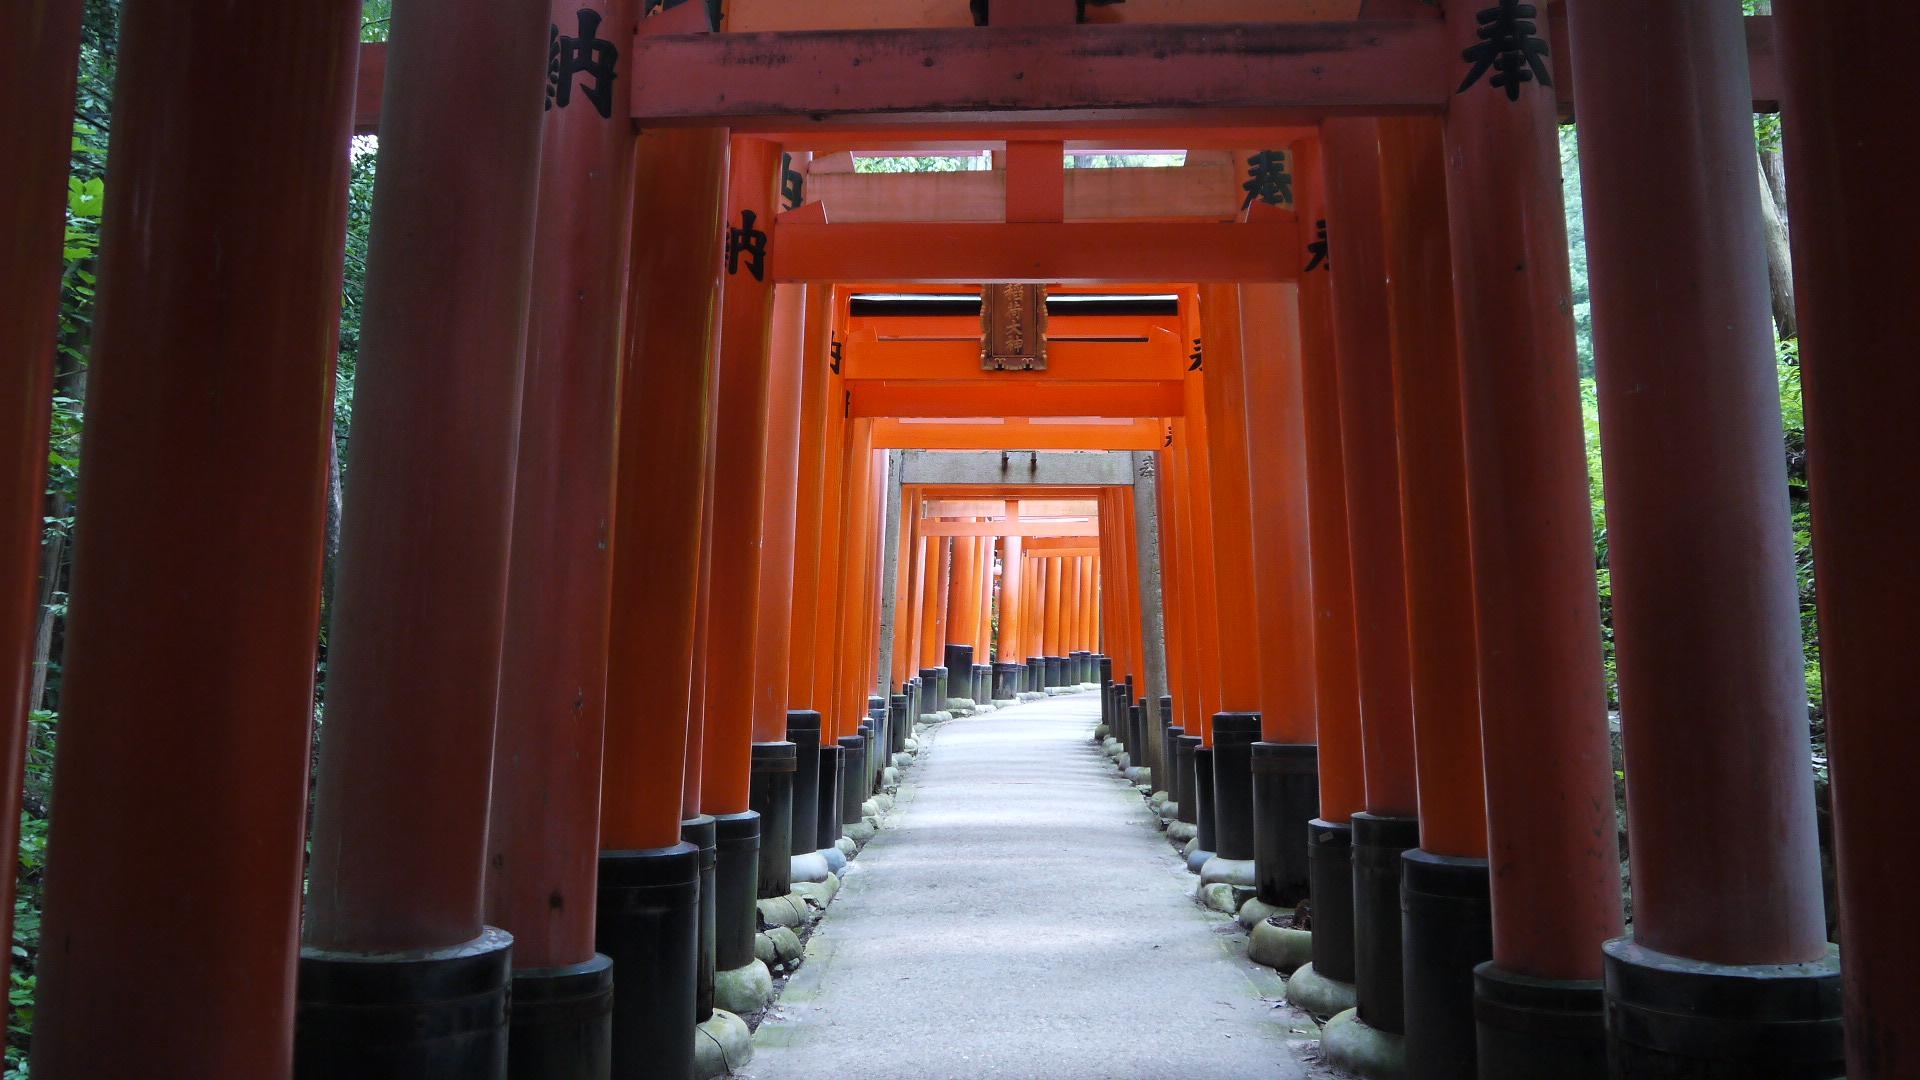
[548,8,620,119]
[830,337,843,374]
[781,153,806,211]
[1457,0,1552,102]
[1305,219,1329,273]
[1241,150,1293,211]
[1188,338,1203,372]
[727,210,769,282]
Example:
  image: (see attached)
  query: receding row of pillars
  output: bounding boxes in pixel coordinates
[2,0,1916,1077]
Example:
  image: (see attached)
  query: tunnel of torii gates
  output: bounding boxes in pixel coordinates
[1,0,1913,1078]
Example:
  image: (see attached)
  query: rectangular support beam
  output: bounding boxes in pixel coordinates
[776,221,1300,284]
[900,449,1135,486]
[918,519,1096,538]
[806,159,1245,223]
[629,21,1453,128]
[847,378,1184,418]
[845,336,1185,382]
[873,417,1166,450]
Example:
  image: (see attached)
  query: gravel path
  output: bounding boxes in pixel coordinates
[740,692,1318,1080]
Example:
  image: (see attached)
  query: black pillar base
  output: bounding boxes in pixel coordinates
[972,663,991,704]
[1474,963,1607,1080]
[1601,938,1842,1079]
[1188,745,1218,872]
[508,954,615,1080]
[1025,657,1044,693]
[1128,703,1148,773]
[1353,812,1420,1035]
[749,743,795,899]
[595,843,700,1080]
[1044,655,1066,687]
[837,735,867,827]
[711,812,760,974]
[1210,714,1259,861]
[933,665,949,706]
[1401,850,1492,1080]
[1175,734,1202,825]
[1251,743,1316,907]
[786,711,822,859]
[295,928,513,1080]
[680,815,718,1023]
[815,744,843,851]
[992,661,1017,700]
[888,695,910,756]
[943,644,974,692]
[1308,818,1357,983]
[1162,723,1185,800]
[916,669,940,717]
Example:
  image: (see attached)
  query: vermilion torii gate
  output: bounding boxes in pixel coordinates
[3,1,1913,1079]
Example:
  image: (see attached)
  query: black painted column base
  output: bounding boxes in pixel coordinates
[681,815,718,1023]
[888,694,910,756]
[916,669,940,717]
[992,661,1017,700]
[296,928,514,1080]
[1401,850,1492,1080]
[595,843,700,1080]
[816,743,844,869]
[1251,742,1317,907]
[1474,963,1607,1080]
[837,735,867,827]
[1044,655,1066,688]
[1309,818,1357,984]
[933,665,949,707]
[1210,713,1260,863]
[786,710,822,873]
[1353,812,1420,1035]
[711,812,760,974]
[1174,734,1201,827]
[749,742,795,899]
[1601,938,1842,1079]
[1025,657,1044,693]
[1187,745,1219,873]
[508,954,615,1080]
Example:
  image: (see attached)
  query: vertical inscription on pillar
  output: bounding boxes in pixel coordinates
[547,8,620,119]
[1457,0,1552,102]
[1241,150,1294,211]
[727,210,769,282]
[780,154,806,212]
[981,283,1048,371]
[1305,219,1330,273]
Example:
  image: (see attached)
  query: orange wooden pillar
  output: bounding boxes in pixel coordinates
[891,487,922,694]
[1043,553,1065,680]
[1158,430,1206,840]
[946,520,982,687]
[0,0,82,1001]
[682,431,718,1022]
[996,534,1025,697]
[1441,0,1624,1064]
[1236,272,1320,912]
[295,1,546,1073]
[749,283,808,910]
[598,127,728,1080]
[1377,115,1492,1074]
[917,528,943,672]
[1322,116,1422,1046]
[1777,5,1920,1071]
[26,4,358,1073]
[787,289,833,715]
[483,0,639,1066]
[694,139,783,1018]
[1288,133,1369,1008]
[1176,367,1223,742]
[1196,283,1264,884]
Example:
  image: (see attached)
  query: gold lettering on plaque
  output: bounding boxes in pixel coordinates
[981,283,1048,371]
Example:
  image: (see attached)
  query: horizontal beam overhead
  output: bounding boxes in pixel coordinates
[806,160,1247,223]
[873,417,1166,451]
[630,21,1452,129]
[848,379,1184,419]
[845,336,1187,383]
[774,221,1301,283]
[901,450,1134,486]
[921,498,1100,518]
[918,519,1096,538]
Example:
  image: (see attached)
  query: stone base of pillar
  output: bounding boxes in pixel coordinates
[1199,855,1257,888]
[1287,960,1359,1019]
[1251,742,1317,909]
[1323,1006,1409,1080]
[789,851,831,884]
[1400,850,1492,1080]
[1183,839,1215,875]
[507,954,615,1080]
[1473,963,1607,1079]
[295,927,513,1079]
[692,1008,753,1080]
[595,843,700,1080]
[681,815,719,1024]
[713,959,774,1016]
[1600,938,1842,1079]
[1248,917,1313,974]
[749,742,795,900]
[712,812,761,982]
[1308,818,1357,985]
[1353,812,1419,1036]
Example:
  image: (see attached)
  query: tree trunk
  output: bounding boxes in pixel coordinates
[1757,147,1797,340]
